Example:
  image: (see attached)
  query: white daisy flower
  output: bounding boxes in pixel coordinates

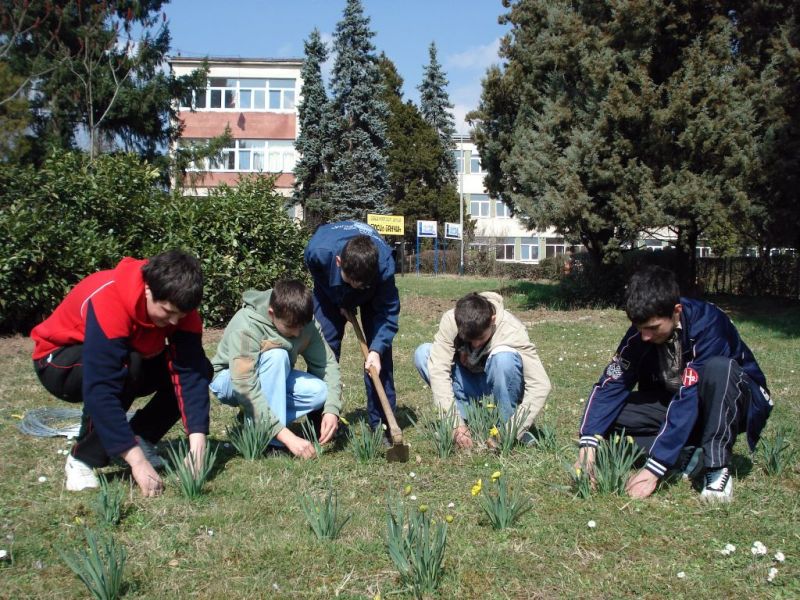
[587,520,596,528]
[774,551,785,563]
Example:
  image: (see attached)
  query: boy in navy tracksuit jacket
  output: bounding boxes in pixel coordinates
[576,266,772,502]
[304,221,400,431]
[31,250,211,496]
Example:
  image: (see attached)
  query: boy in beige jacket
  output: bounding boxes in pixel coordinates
[413,292,551,449]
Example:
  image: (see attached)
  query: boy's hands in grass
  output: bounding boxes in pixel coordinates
[574,446,597,483]
[454,425,473,449]
[185,432,207,474]
[625,469,659,499]
[319,413,339,444]
[122,445,164,497]
[277,428,316,459]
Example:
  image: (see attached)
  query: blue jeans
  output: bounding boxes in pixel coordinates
[210,349,327,433]
[413,343,523,422]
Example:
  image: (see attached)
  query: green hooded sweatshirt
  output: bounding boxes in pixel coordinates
[211,289,341,438]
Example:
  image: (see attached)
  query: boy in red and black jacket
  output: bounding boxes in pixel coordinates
[31,250,211,496]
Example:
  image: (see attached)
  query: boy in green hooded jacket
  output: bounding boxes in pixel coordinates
[210,280,341,458]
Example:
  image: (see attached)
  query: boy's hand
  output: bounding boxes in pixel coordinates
[574,446,597,482]
[287,436,316,459]
[625,469,659,499]
[318,413,339,444]
[185,432,207,474]
[453,425,473,449]
[365,351,382,376]
[122,445,164,497]
[276,427,316,459]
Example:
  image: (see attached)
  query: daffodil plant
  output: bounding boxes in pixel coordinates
[474,472,533,529]
[164,438,217,499]
[300,417,324,458]
[567,463,592,499]
[462,397,498,444]
[61,528,126,600]
[425,405,457,459]
[496,408,530,456]
[348,419,385,463]
[226,415,278,460]
[94,475,125,527]
[299,486,351,540]
[757,427,796,476]
[385,496,448,597]
[594,432,643,495]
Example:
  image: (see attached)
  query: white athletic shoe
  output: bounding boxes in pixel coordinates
[65,454,99,491]
[136,436,165,469]
[700,467,733,503]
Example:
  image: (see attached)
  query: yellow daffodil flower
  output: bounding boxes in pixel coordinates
[575,467,582,476]
[626,436,635,445]
[486,403,496,409]
[491,470,502,482]
[404,484,412,496]
[419,504,428,513]
[471,478,483,496]
[594,434,604,441]
[339,416,350,426]
[489,426,499,437]
[445,514,454,523]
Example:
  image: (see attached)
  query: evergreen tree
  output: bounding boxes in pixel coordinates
[1,0,206,166]
[379,54,460,242]
[469,0,790,285]
[328,0,390,219]
[293,28,335,229]
[418,42,456,185]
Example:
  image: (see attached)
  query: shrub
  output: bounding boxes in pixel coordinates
[0,152,309,333]
[142,175,309,326]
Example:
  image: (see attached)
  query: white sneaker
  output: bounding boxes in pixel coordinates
[136,436,165,469]
[65,454,99,491]
[700,467,733,503]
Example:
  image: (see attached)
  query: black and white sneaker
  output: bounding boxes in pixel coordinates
[700,467,733,503]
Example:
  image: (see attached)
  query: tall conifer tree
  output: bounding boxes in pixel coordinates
[379,55,460,242]
[328,0,389,219]
[418,42,456,185]
[294,28,335,229]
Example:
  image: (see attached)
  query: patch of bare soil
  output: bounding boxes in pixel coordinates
[401,295,458,322]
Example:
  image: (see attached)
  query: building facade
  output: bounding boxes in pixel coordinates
[453,135,573,264]
[169,56,302,205]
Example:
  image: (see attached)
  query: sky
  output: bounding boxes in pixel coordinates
[163,0,511,133]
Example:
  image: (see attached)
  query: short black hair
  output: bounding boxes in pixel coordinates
[269,280,313,327]
[454,293,495,341]
[625,265,680,324]
[141,249,203,312]
[340,235,379,287]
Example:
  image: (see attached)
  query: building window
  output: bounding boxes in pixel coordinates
[545,236,569,257]
[470,152,482,173]
[520,237,539,261]
[453,150,464,174]
[183,139,296,173]
[495,200,509,218]
[496,238,515,261]
[180,78,296,112]
[470,194,490,218]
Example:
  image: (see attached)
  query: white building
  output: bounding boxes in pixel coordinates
[454,135,572,264]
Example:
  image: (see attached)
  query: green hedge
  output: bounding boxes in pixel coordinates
[0,151,308,333]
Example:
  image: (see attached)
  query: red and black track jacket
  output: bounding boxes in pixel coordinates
[31,258,210,456]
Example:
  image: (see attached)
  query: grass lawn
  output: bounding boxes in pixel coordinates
[1,275,798,598]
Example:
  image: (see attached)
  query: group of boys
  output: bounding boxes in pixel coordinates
[31,221,772,504]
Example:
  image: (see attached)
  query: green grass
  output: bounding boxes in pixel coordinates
[1,276,798,598]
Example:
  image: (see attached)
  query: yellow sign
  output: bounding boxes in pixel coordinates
[367,214,405,236]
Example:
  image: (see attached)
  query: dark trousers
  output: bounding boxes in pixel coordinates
[312,294,396,429]
[612,357,752,469]
[34,345,185,467]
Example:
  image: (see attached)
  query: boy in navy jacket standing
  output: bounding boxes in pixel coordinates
[576,266,772,502]
[31,250,211,496]
[304,221,400,434]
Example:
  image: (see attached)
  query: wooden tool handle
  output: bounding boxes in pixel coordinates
[343,309,403,442]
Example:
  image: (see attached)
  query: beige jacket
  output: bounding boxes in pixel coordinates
[426,292,551,433]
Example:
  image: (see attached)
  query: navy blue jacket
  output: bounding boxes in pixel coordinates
[304,221,400,355]
[578,298,770,476]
